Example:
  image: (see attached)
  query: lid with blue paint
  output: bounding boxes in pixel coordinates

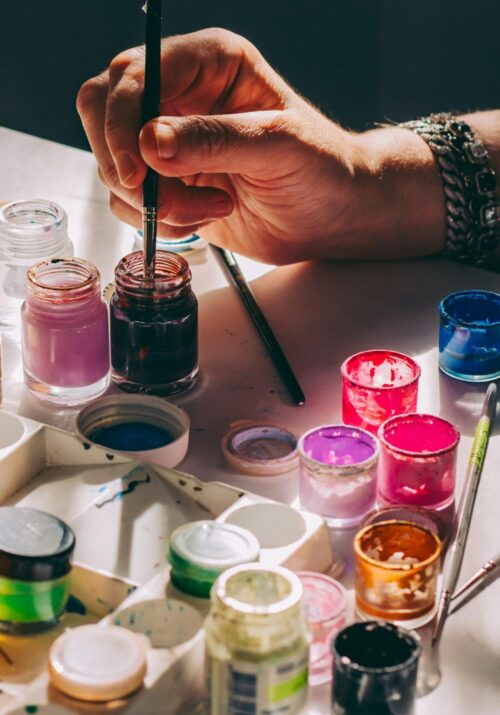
[168,520,260,598]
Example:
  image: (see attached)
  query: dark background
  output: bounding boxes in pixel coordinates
[0,0,499,150]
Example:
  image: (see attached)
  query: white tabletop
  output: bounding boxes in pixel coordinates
[1,126,499,714]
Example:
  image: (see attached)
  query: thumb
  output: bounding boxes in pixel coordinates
[139,110,295,177]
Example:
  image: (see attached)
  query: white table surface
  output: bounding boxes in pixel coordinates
[1,126,499,714]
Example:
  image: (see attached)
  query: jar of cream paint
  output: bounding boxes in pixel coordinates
[21,257,109,405]
[0,507,75,633]
[0,199,73,327]
[205,565,310,715]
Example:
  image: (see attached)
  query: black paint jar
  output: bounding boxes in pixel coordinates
[331,621,421,715]
[110,251,198,396]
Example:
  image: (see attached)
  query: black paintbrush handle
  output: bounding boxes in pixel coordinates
[213,246,305,406]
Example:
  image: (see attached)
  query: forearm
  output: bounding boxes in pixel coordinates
[347,109,500,260]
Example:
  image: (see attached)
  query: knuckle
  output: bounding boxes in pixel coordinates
[109,47,144,80]
[184,116,229,155]
[99,161,120,189]
[76,75,106,116]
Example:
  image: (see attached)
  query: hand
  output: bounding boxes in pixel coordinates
[77,28,366,264]
[77,28,446,264]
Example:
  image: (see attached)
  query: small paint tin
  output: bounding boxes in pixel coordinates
[298,425,379,528]
[134,229,207,254]
[222,421,299,476]
[332,622,421,715]
[168,520,260,598]
[354,520,442,628]
[0,507,75,633]
[378,413,460,510]
[297,572,347,686]
[439,290,500,381]
[76,393,190,468]
[49,624,149,701]
[341,350,420,434]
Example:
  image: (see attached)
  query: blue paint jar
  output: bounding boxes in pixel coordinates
[439,290,500,382]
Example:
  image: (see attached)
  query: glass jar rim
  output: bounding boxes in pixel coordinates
[212,564,303,617]
[0,199,70,261]
[298,424,380,471]
[353,520,442,571]
[114,250,191,297]
[341,350,421,390]
[439,289,500,328]
[378,412,460,457]
[297,571,347,623]
[27,257,100,303]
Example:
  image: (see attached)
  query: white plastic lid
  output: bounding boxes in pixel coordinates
[170,520,260,571]
[49,625,149,702]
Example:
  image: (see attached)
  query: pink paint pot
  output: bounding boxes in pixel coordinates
[297,572,347,686]
[341,350,420,435]
[378,414,460,510]
[298,425,379,528]
[21,257,109,406]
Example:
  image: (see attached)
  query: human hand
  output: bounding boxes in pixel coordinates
[77,28,445,264]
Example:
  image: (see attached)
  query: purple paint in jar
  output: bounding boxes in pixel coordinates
[298,425,379,528]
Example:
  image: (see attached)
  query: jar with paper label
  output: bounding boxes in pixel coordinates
[205,564,310,715]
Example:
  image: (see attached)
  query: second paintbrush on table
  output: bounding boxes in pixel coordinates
[212,246,305,406]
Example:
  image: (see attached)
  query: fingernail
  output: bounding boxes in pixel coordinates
[211,197,233,217]
[116,153,136,185]
[154,123,178,159]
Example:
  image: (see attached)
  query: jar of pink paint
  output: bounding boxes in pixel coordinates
[298,425,379,528]
[21,257,110,405]
[341,350,421,435]
[378,413,460,510]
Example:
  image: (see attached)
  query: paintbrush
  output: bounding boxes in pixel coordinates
[432,382,497,647]
[449,551,500,616]
[212,246,305,406]
[141,0,162,279]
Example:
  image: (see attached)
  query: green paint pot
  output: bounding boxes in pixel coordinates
[0,507,75,633]
[168,521,260,598]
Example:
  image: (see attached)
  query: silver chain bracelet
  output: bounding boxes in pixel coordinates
[399,113,500,266]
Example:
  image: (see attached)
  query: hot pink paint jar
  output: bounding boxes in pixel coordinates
[378,414,460,510]
[297,572,347,686]
[21,257,110,405]
[298,425,379,528]
[341,350,421,435]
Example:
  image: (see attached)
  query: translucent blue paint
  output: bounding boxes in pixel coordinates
[439,290,500,382]
[91,422,173,451]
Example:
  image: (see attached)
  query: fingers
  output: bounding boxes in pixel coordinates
[139,110,298,177]
[105,175,233,226]
[109,193,212,239]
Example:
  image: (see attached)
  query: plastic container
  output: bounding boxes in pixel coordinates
[0,507,75,633]
[222,422,299,476]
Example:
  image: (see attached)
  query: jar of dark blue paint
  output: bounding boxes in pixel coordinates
[439,290,500,382]
[110,251,198,396]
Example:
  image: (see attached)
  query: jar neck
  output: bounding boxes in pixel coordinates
[114,250,192,303]
[0,200,71,263]
[26,258,101,306]
[210,600,305,655]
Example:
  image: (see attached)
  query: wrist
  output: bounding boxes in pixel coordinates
[348,126,446,258]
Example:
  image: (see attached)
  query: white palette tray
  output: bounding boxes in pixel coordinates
[0,412,336,715]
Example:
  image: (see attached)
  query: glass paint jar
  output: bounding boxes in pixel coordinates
[205,564,310,715]
[0,199,73,327]
[378,413,460,510]
[168,521,260,598]
[297,572,347,686]
[21,257,109,405]
[341,350,420,434]
[332,622,421,715]
[354,520,442,628]
[439,290,500,381]
[0,507,75,633]
[298,425,379,528]
[110,251,198,396]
